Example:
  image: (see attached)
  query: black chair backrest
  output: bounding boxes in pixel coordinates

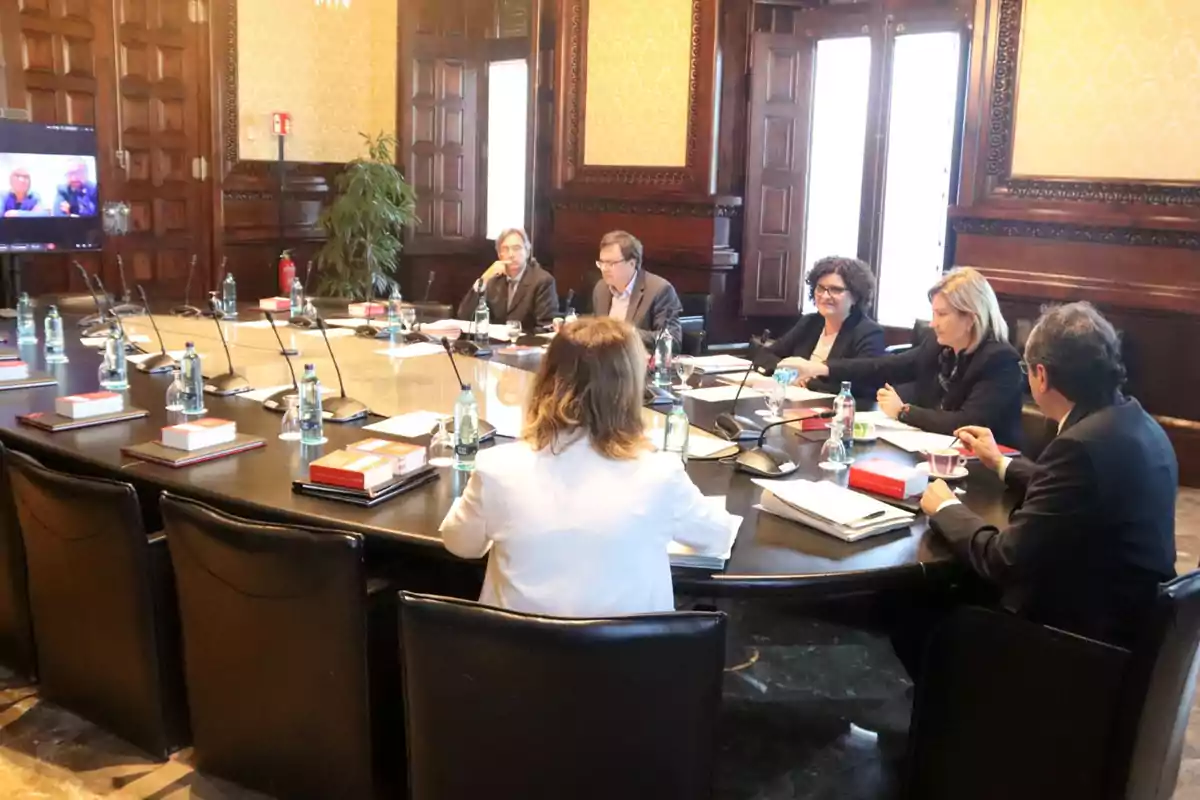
[158,493,375,799]
[398,592,726,800]
[0,443,34,677]
[5,449,185,756]
[1110,570,1200,799]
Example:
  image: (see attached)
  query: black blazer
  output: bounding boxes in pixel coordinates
[931,395,1177,648]
[591,270,683,349]
[457,261,559,330]
[825,335,1024,447]
[769,309,885,398]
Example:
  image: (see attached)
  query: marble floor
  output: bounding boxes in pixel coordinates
[0,490,1196,799]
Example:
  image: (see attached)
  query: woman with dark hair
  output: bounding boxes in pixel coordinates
[768,256,885,398]
[439,316,736,617]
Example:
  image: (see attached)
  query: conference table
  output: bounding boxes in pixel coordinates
[0,308,1019,600]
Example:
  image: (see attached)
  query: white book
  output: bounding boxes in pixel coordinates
[756,493,912,543]
[55,391,124,419]
[161,418,237,452]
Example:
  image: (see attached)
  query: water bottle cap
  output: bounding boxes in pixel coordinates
[185,341,194,347]
[304,363,315,370]
[461,384,472,391]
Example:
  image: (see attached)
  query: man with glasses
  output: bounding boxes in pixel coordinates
[919,302,1176,649]
[457,227,558,331]
[591,230,683,349]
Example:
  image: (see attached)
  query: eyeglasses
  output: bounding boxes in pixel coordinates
[814,284,848,298]
[1019,360,1031,375]
[595,258,628,271]
[499,245,525,256]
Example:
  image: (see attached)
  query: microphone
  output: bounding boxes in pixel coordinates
[440,336,468,390]
[202,258,227,317]
[171,255,202,317]
[714,334,780,441]
[260,310,300,411]
[202,297,251,395]
[313,316,368,421]
[423,270,435,302]
[133,285,176,373]
[93,275,143,354]
[73,261,108,331]
[303,260,315,295]
[110,255,144,316]
[732,416,814,478]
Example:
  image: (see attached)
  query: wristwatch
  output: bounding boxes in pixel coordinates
[898,403,912,423]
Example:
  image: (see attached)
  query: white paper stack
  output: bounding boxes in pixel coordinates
[668,496,743,568]
[877,430,958,453]
[687,354,753,374]
[716,372,835,402]
[751,478,914,542]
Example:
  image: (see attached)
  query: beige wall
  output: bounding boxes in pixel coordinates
[582,0,692,167]
[237,0,397,163]
[1011,0,1200,181]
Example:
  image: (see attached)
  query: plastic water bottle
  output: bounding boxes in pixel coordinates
[653,331,673,387]
[44,305,67,364]
[833,381,856,459]
[221,272,238,318]
[663,399,690,461]
[473,294,490,345]
[387,286,402,332]
[289,277,304,317]
[16,293,36,344]
[180,341,205,415]
[99,320,128,390]
[453,384,479,471]
[299,363,325,445]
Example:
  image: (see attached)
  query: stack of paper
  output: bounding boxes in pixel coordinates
[687,354,752,374]
[680,384,764,403]
[752,478,914,542]
[716,372,835,402]
[425,320,517,340]
[668,496,743,568]
[877,430,958,453]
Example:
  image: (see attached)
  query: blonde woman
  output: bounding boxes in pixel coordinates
[782,267,1024,445]
[439,316,737,617]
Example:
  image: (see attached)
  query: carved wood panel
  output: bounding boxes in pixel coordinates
[740,33,811,316]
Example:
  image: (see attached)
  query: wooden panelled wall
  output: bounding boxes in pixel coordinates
[951,0,1200,482]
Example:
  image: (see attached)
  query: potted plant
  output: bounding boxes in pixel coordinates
[314,133,418,300]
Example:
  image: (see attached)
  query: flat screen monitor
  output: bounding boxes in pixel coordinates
[0,119,102,253]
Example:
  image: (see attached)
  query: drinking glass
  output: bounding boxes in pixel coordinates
[279,395,301,441]
[819,433,849,471]
[505,320,523,342]
[674,356,695,388]
[428,417,454,467]
[164,367,185,411]
[762,379,784,421]
[400,306,417,332]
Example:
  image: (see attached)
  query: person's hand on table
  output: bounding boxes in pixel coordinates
[877,383,904,418]
[954,425,1003,472]
[777,357,827,384]
[920,479,956,516]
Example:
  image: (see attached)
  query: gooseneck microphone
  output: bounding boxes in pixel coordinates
[73,261,109,332]
[171,255,202,317]
[202,258,227,318]
[423,270,435,302]
[133,285,176,373]
[202,297,251,395]
[260,310,301,411]
[713,331,779,441]
[440,336,468,390]
[110,255,144,316]
[731,415,816,478]
[303,260,315,295]
[313,316,369,421]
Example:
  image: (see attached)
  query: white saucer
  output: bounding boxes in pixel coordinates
[916,462,969,481]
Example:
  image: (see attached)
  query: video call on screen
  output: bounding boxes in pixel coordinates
[0,121,103,253]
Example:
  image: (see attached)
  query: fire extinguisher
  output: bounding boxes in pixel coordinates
[278,250,295,296]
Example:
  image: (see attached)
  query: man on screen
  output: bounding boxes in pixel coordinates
[3,168,43,216]
[53,158,97,217]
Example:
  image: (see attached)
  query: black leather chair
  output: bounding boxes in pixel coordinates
[679,291,712,356]
[159,493,402,799]
[5,450,188,757]
[905,570,1200,800]
[398,592,726,800]
[0,444,35,678]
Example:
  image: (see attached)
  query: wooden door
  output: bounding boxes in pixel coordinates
[109,0,208,300]
[740,33,813,316]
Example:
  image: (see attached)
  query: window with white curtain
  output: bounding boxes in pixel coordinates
[485,59,528,240]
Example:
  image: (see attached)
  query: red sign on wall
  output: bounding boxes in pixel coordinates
[272,112,292,136]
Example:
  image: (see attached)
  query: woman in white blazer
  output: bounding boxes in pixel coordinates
[439,316,738,617]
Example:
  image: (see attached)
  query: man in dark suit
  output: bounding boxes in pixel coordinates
[591,230,683,349]
[457,228,558,331]
[921,302,1177,648]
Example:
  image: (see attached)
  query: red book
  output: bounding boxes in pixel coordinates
[309,450,394,491]
[259,297,291,312]
[0,360,29,381]
[849,460,928,499]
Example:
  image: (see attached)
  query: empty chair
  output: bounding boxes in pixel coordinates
[159,493,402,799]
[398,592,726,800]
[0,443,35,678]
[5,449,188,757]
[905,570,1200,800]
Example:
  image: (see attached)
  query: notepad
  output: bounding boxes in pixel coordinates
[363,411,444,438]
[680,385,765,403]
[877,430,958,453]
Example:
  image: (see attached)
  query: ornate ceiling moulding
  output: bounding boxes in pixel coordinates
[560,0,708,192]
[952,217,1200,251]
[984,0,1200,207]
[551,196,742,218]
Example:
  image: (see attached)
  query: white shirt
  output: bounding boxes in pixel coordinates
[810,330,837,364]
[608,271,638,322]
[439,437,737,617]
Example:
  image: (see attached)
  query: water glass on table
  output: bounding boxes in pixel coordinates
[279,396,301,441]
[505,321,523,342]
[674,356,695,388]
